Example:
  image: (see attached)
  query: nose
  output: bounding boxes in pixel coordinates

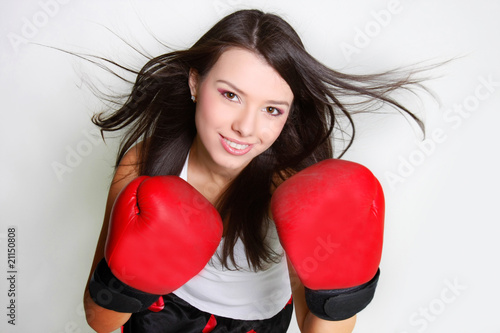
[232,107,258,138]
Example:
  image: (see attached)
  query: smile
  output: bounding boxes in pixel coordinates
[220,135,253,155]
[223,138,249,150]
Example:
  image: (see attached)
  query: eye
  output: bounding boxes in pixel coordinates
[264,106,283,116]
[220,90,239,102]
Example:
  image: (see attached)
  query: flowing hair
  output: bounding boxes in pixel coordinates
[90,9,429,271]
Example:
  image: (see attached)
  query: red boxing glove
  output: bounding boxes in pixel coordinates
[271,159,384,320]
[89,176,223,313]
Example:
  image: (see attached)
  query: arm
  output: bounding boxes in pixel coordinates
[289,258,356,333]
[272,159,384,333]
[83,143,223,332]
[83,145,141,332]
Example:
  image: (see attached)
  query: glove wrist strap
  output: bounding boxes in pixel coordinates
[88,258,161,313]
[305,268,380,321]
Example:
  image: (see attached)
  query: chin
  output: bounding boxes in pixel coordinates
[217,155,253,173]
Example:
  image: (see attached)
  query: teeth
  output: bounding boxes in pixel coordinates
[224,138,249,150]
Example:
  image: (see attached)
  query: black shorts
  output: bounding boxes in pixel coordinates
[122,293,293,333]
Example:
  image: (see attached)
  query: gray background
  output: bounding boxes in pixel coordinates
[1,0,499,332]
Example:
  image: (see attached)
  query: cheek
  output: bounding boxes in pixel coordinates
[196,87,222,126]
[259,118,288,145]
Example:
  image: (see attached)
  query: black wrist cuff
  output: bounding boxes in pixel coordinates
[88,258,161,313]
[305,268,380,321]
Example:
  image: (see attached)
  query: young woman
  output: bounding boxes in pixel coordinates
[83,9,425,333]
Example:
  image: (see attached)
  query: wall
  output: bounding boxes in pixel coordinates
[1,0,499,332]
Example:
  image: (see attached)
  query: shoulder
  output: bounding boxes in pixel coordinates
[110,142,144,192]
[119,142,142,171]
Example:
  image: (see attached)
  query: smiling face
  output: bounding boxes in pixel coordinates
[189,47,294,175]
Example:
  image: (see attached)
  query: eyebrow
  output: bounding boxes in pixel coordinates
[216,79,291,107]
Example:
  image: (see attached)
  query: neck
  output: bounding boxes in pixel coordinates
[187,139,241,204]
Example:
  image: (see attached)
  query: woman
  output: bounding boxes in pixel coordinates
[83,9,424,332]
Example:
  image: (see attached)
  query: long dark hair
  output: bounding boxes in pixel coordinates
[92,9,428,271]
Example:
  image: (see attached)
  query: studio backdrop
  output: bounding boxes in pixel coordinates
[1,0,499,332]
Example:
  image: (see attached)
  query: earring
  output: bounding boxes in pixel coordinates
[191,95,196,103]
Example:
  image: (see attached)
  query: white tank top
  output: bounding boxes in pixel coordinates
[173,153,292,320]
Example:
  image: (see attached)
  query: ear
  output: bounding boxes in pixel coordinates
[188,68,199,98]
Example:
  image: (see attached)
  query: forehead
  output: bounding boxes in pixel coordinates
[206,47,293,101]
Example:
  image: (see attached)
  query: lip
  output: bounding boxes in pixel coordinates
[219,134,253,156]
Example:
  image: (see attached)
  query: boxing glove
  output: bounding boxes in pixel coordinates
[89,175,223,313]
[271,159,384,320]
